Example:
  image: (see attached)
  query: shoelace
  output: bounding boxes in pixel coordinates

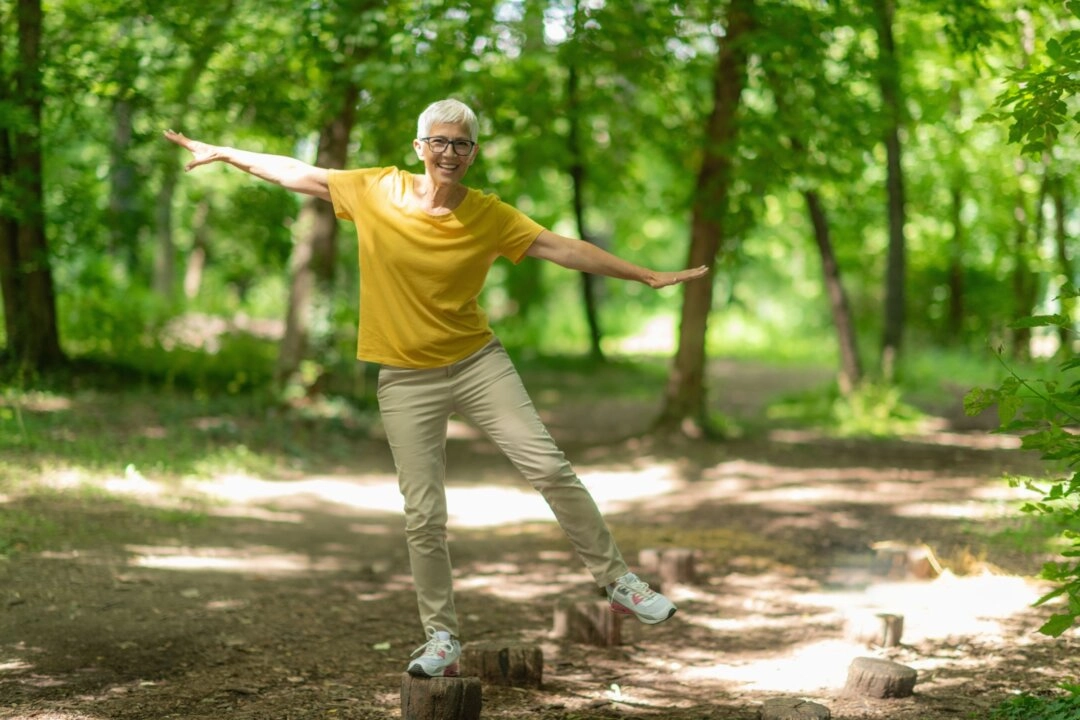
[617,573,656,598]
[411,630,454,658]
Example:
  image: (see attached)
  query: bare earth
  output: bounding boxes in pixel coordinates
[1,360,1076,719]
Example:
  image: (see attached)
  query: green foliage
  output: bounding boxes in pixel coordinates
[767,381,927,437]
[983,2,1080,155]
[965,289,1080,637]
[989,688,1080,720]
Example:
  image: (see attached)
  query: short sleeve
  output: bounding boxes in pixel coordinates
[494,201,545,264]
[328,168,384,222]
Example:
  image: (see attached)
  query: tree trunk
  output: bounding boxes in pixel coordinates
[1008,8,1037,360]
[804,190,863,393]
[1010,161,1042,360]
[153,2,235,300]
[567,59,605,362]
[654,0,753,437]
[276,83,359,385]
[108,20,142,272]
[567,6,604,362]
[760,62,862,394]
[875,0,907,382]
[183,199,210,299]
[1051,175,1074,353]
[946,184,965,340]
[0,0,63,370]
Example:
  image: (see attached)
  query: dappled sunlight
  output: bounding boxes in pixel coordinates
[456,566,594,601]
[2,393,73,413]
[679,638,864,692]
[769,428,1022,451]
[183,465,681,529]
[668,570,1046,695]
[0,659,33,673]
[126,544,349,574]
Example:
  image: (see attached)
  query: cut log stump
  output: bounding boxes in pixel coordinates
[844,657,917,699]
[553,599,623,646]
[870,541,942,580]
[758,697,832,719]
[845,612,904,648]
[400,673,482,720]
[461,641,543,688]
[639,547,698,585]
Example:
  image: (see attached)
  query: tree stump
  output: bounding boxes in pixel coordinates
[553,599,623,646]
[844,657,917,699]
[461,641,543,688]
[400,673,482,720]
[870,542,942,580]
[639,547,698,585]
[845,612,904,648]
[758,697,832,719]
[877,613,904,647]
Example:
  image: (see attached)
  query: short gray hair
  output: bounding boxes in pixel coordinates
[417,99,479,142]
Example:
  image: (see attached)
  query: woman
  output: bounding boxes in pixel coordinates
[165,98,708,678]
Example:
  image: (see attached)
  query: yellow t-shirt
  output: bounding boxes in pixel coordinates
[328,167,543,368]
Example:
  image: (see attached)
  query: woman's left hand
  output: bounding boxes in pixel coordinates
[645,265,709,289]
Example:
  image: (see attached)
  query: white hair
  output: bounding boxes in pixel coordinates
[417,99,479,142]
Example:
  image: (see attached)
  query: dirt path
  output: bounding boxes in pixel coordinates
[1,362,1076,719]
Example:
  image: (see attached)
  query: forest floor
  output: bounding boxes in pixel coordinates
[1,358,1077,720]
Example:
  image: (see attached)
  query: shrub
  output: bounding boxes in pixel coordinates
[965,288,1080,638]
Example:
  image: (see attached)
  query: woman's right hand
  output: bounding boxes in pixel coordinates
[163,130,223,172]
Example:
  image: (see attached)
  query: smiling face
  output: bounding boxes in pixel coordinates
[413,122,478,185]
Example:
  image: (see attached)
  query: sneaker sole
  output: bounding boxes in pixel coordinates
[406,663,460,678]
[611,602,677,625]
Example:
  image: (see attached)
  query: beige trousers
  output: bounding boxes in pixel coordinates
[377,337,628,637]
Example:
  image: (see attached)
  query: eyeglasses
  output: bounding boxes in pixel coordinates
[419,136,476,156]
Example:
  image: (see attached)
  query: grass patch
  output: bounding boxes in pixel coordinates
[1,384,378,485]
[989,690,1080,720]
[766,381,928,437]
[0,485,211,558]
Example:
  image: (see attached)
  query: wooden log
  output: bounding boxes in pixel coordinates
[844,657,917,699]
[460,641,543,688]
[639,547,698,585]
[553,599,623,646]
[758,697,832,719]
[878,613,904,648]
[400,673,482,720]
[845,612,904,648]
[870,541,942,580]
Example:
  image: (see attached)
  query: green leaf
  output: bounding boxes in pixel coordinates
[964,387,999,416]
[1008,314,1070,329]
[1048,38,1063,61]
[1039,613,1076,637]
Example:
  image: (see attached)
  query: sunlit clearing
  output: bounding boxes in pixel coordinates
[188,474,404,515]
[447,466,678,527]
[0,659,32,672]
[1,711,106,720]
[456,567,593,600]
[127,544,347,574]
[188,466,679,529]
[770,428,1022,451]
[610,315,676,354]
[2,393,72,412]
[680,639,863,692]
[671,570,1044,695]
[853,572,1040,642]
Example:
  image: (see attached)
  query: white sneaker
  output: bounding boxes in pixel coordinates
[406,626,461,678]
[608,572,677,624]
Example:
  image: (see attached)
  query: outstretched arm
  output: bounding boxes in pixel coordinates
[525,230,708,289]
[163,130,331,201]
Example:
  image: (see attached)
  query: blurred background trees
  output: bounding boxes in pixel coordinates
[0,0,1076,431]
